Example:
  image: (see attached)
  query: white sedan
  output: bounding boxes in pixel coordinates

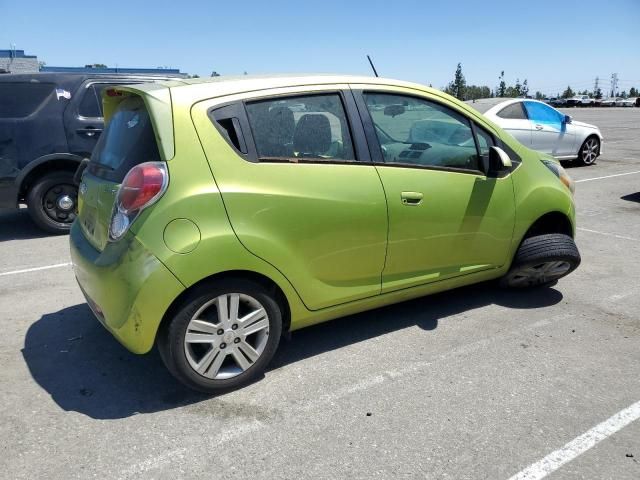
[466,98,604,165]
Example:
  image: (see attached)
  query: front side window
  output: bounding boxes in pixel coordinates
[524,101,564,127]
[497,102,527,120]
[245,94,355,161]
[364,93,480,171]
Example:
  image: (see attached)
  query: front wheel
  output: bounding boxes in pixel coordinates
[577,137,600,166]
[158,279,283,393]
[501,234,581,288]
[26,171,78,234]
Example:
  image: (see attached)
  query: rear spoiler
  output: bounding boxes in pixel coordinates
[102,84,175,161]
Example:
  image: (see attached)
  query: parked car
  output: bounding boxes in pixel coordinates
[71,75,581,393]
[601,97,619,107]
[616,97,635,107]
[566,95,595,107]
[0,72,184,233]
[466,98,603,165]
[549,98,567,107]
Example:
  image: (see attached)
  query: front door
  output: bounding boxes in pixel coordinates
[524,101,575,156]
[355,90,516,292]
[192,89,388,310]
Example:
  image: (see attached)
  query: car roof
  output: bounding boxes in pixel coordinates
[464,97,521,114]
[0,72,184,85]
[152,73,441,97]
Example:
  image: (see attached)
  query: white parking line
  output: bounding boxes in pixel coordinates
[575,170,640,183]
[507,400,640,480]
[577,227,638,242]
[0,262,72,277]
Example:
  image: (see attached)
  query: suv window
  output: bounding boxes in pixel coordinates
[0,82,54,118]
[364,93,480,171]
[78,84,106,118]
[497,102,527,120]
[245,94,355,161]
[89,96,160,181]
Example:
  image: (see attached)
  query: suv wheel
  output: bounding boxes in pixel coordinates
[158,279,283,393]
[501,234,581,288]
[26,172,78,234]
[577,137,600,166]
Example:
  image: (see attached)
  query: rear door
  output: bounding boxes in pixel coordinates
[523,101,576,155]
[191,87,388,310]
[63,81,109,156]
[493,102,532,147]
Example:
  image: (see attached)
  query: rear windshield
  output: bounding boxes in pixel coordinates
[89,96,160,181]
[0,82,54,118]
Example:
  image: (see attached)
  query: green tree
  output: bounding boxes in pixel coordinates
[535,91,544,100]
[465,85,491,100]
[85,63,107,68]
[620,91,627,98]
[497,71,507,97]
[211,71,221,77]
[522,79,529,97]
[594,88,603,99]
[629,87,638,97]
[561,86,575,98]
[445,63,466,100]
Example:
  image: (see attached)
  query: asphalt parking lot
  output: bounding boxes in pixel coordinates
[1,107,639,480]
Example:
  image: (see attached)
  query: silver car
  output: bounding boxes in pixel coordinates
[467,98,604,165]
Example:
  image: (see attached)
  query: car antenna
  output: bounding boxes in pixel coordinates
[367,55,379,77]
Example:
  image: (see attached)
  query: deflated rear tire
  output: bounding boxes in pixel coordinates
[501,234,580,288]
[158,279,282,394]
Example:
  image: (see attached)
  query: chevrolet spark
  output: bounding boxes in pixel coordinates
[70,75,580,393]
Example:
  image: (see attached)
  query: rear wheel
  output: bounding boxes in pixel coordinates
[158,279,282,393]
[577,136,600,166]
[501,234,580,288]
[26,171,78,234]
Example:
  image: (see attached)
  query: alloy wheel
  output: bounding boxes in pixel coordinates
[183,293,270,380]
[581,138,599,165]
[505,261,571,287]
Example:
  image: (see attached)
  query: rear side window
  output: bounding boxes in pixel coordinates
[89,96,160,181]
[497,103,527,120]
[245,94,356,161]
[0,82,54,118]
[78,84,106,118]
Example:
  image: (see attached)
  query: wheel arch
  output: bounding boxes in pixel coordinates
[17,153,83,200]
[523,211,574,240]
[158,270,292,340]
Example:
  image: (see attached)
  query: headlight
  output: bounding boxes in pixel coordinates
[542,160,575,194]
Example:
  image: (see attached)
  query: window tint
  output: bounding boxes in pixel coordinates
[497,102,527,120]
[0,82,54,118]
[78,84,104,118]
[364,93,479,171]
[524,101,563,126]
[246,94,355,161]
[90,96,160,181]
[475,125,495,157]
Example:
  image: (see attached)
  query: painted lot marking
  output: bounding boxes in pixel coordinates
[577,227,638,242]
[575,170,640,183]
[0,262,72,277]
[507,400,640,480]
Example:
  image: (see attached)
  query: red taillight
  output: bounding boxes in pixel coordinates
[118,163,166,214]
[109,162,168,241]
[106,89,123,97]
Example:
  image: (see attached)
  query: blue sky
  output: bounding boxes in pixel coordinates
[1,0,639,95]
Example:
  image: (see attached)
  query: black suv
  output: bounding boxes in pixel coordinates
[0,72,183,233]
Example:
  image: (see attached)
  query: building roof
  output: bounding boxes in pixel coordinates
[0,49,37,59]
[40,66,183,75]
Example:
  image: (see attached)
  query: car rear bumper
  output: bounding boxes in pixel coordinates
[69,221,185,354]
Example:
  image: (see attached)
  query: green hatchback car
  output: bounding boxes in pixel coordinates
[70,75,580,393]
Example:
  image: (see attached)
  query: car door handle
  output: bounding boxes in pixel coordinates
[77,127,103,137]
[535,124,544,130]
[401,191,423,206]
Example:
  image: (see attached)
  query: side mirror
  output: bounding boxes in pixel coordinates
[486,146,512,174]
[384,104,406,117]
[564,115,572,124]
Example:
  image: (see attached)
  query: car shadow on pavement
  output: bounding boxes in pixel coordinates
[621,192,640,203]
[0,208,52,241]
[23,282,562,420]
